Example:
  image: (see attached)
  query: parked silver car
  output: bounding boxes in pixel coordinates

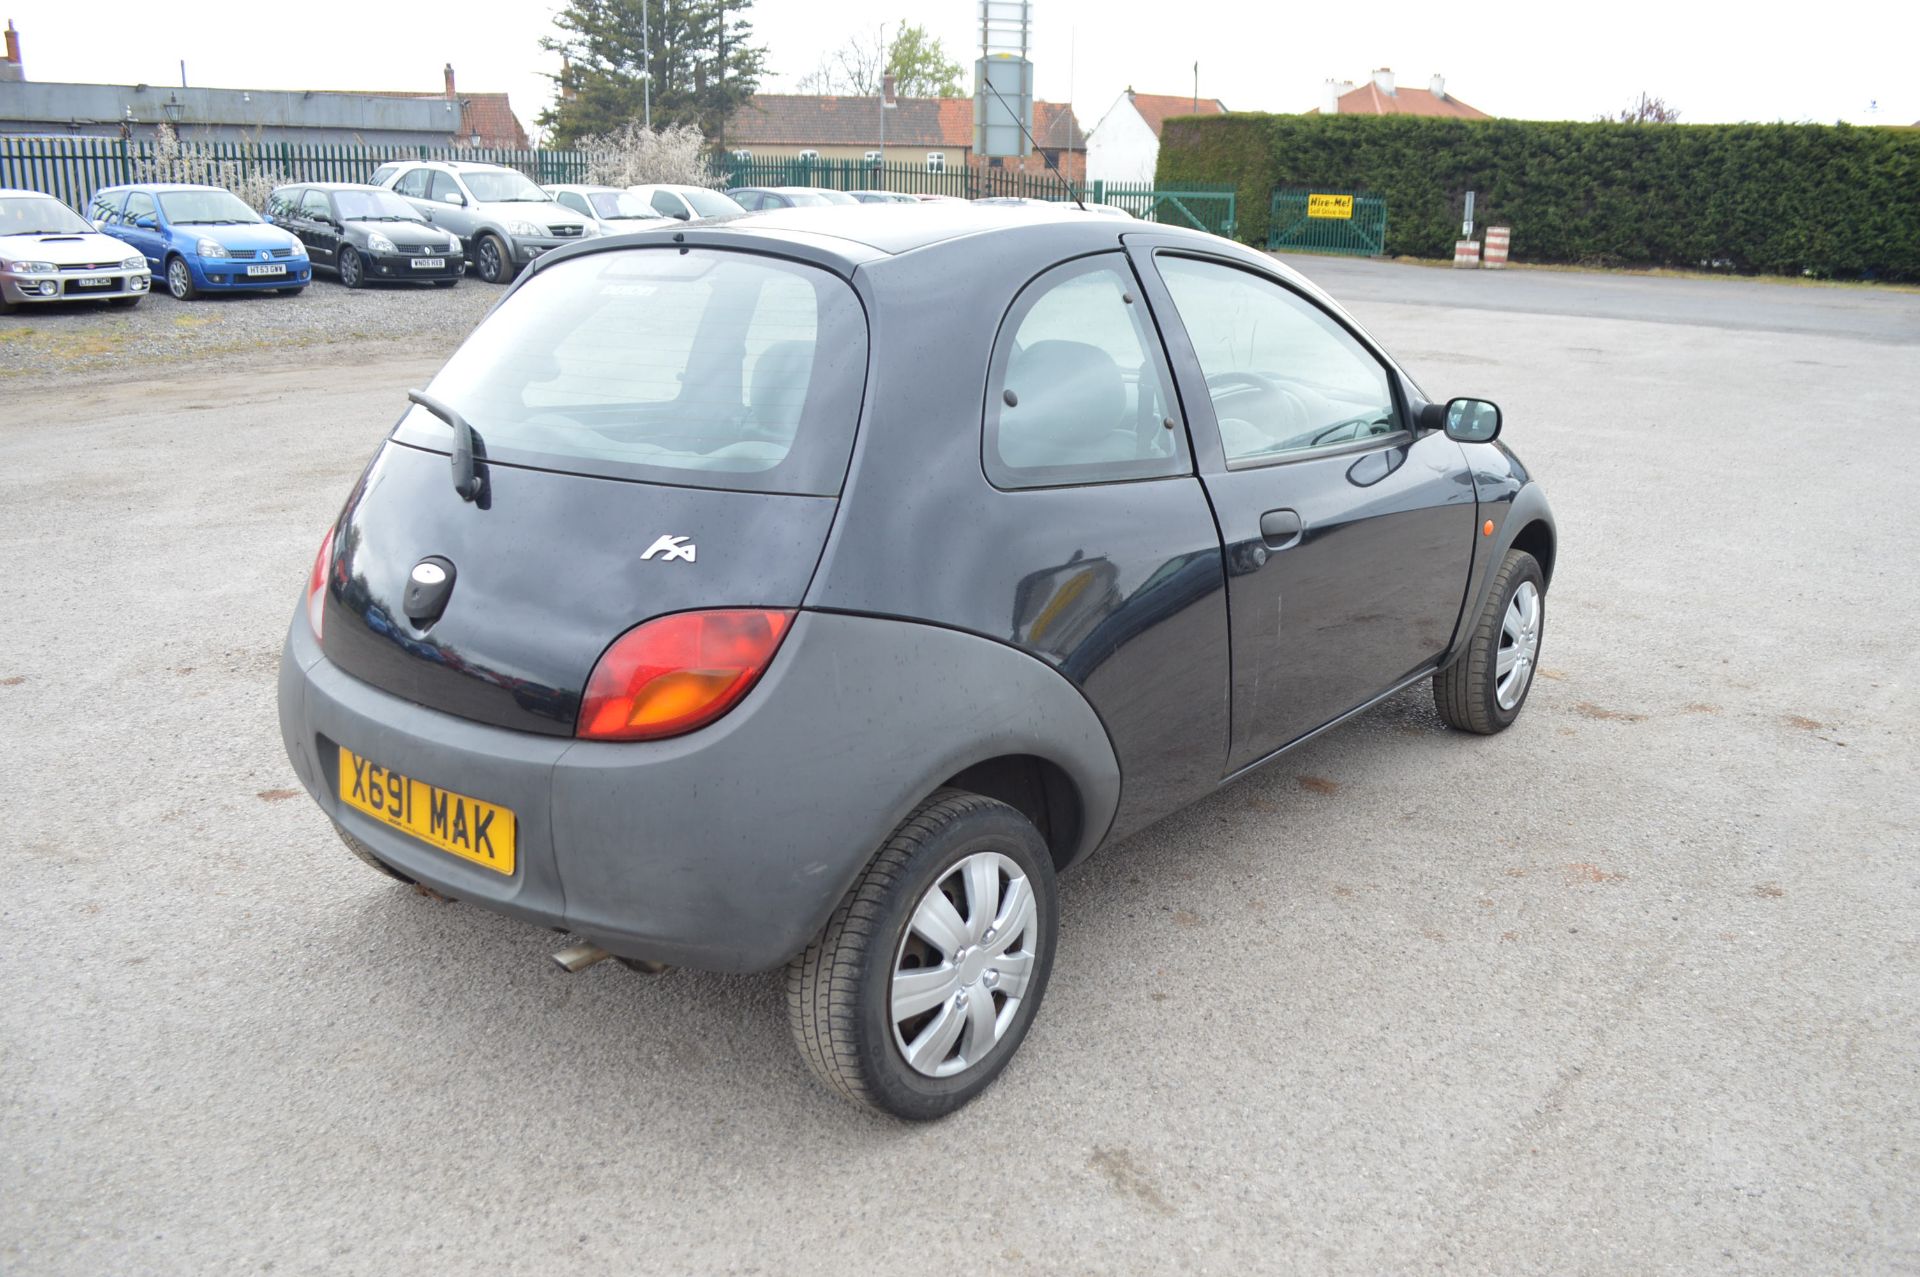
[370,161,588,284]
[544,184,674,236]
[623,184,745,222]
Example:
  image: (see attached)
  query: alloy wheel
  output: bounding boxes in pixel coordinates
[1496,580,1541,710]
[478,238,502,283]
[890,851,1040,1078]
[339,249,362,288]
[167,259,191,299]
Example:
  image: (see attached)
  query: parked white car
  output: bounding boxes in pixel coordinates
[623,184,746,222]
[0,188,150,312]
[544,185,675,236]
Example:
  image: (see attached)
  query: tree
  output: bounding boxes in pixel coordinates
[579,121,727,187]
[1607,92,1681,124]
[135,123,286,211]
[540,0,767,147]
[795,21,965,98]
[885,24,964,98]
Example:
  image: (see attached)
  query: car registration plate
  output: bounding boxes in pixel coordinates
[337,745,516,874]
[411,257,446,269]
[77,275,112,287]
[246,264,287,277]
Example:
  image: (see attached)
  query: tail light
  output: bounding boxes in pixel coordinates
[578,609,794,742]
[307,526,335,639]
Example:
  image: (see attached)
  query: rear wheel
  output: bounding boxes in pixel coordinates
[474,234,517,285]
[337,246,365,289]
[1434,548,1545,734]
[787,789,1057,1120]
[165,256,197,301]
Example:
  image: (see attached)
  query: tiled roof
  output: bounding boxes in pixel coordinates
[1124,92,1227,138]
[377,90,530,148]
[729,94,1084,151]
[1328,83,1487,119]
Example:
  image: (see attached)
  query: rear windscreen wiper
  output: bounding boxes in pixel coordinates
[408,389,485,502]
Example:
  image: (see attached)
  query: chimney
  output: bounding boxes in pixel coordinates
[443,62,456,99]
[2,21,22,82]
[881,73,896,106]
[1371,66,1395,96]
[1323,78,1353,114]
[1429,72,1446,101]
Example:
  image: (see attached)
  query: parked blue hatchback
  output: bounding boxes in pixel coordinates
[89,183,310,300]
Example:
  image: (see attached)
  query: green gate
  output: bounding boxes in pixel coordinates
[1266,189,1388,255]
[1096,182,1237,237]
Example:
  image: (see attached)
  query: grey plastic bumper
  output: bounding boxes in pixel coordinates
[279,608,1120,972]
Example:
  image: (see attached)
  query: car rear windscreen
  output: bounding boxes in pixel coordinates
[394,248,869,496]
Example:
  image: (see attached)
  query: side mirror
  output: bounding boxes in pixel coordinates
[133,214,157,229]
[672,210,691,221]
[441,191,465,207]
[1422,397,1502,443]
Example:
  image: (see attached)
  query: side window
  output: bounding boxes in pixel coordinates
[1157,255,1400,464]
[555,191,585,215]
[428,171,463,203]
[300,190,331,221]
[985,255,1187,489]
[369,165,399,187]
[123,191,156,225]
[393,168,431,199]
[649,190,688,218]
[90,190,122,224]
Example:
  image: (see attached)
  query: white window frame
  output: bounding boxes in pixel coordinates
[798,149,821,162]
[731,149,752,162]
[863,150,883,164]
[926,152,946,173]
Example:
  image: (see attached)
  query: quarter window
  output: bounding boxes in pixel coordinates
[1157,255,1400,464]
[428,171,464,204]
[984,255,1186,489]
[393,168,432,199]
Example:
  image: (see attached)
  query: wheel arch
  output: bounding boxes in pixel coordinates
[939,753,1087,873]
[1510,517,1556,590]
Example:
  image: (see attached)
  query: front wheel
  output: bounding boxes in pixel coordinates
[787,790,1057,1120]
[165,256,197,300]
[337,246,365,289]
[1434,548,1545,734]
[473,234,517,285]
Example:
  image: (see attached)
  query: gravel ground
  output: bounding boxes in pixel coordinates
[0,273,498,381]
[2,262,1916,1275]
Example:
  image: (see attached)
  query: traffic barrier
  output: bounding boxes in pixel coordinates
[1453,239,1480,268]
[1484,226,1511,269]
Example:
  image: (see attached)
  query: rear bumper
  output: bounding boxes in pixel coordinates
[278,607,1121,973]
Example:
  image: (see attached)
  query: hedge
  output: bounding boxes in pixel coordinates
[1155,114,1920,280]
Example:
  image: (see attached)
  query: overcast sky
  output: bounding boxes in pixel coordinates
[9,0,1917,139]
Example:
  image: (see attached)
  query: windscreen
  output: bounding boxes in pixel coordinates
[683,189,743,217]
[588,191,657,219]
[0,196,92,235]
[463,169,549,202]
[158,191,261,225]
[334,190,425,222]
[396,248,868,496]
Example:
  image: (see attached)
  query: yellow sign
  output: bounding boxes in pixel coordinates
[338,745,517,874]
[1307,193,1354,220]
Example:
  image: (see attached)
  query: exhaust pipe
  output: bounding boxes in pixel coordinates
[550,942,613,974]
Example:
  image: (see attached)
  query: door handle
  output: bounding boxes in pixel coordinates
[1259,508,1303,549]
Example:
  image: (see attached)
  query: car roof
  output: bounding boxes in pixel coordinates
[0,188,74,200]
[548,184,621,194]
[102,183,229,193]
[272,182,383,192]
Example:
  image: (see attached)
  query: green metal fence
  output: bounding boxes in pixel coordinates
[720,155,1088,200]
[1266,189,1388,256]
[0,135,593,211]
[1098,182,1236,237]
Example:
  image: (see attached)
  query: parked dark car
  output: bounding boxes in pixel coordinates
[267,183,465,288]
[724,186,856,211]
[277,206,1555,1120]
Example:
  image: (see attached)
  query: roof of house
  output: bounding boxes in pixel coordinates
[372,90,529,148]
[1323,82,1487,119]
[1121,91,1228,137]
[728,94,1085,151]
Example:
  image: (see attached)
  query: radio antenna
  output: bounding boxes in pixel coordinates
[980,75,1085,210]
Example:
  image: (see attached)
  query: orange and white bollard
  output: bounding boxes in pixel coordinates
[1483,226,1511,269]
[1453,239,1480,268]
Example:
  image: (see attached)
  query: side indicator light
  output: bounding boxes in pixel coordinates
[1483,520,1495,537]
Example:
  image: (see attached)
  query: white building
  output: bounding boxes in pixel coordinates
[1085,88,1226,187]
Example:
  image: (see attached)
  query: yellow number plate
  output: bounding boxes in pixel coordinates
[337,746,516,875]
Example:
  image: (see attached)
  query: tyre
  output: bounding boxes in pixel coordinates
[109,295,142,309]
[1434,548,1545,734]
[337,246,365,289]
[165,256,197,301]
[0,295,18,315]
[474,234,517,285]
[787,789,1057,1120]
[333,823,414,883]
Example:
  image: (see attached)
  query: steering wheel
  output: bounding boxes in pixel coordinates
[1205,370,1310,438]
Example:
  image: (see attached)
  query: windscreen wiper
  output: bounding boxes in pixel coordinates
[408,389,485,502]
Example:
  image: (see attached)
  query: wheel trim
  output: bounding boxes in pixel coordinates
[891,851,1038,1079]
[1496,580,1541,710]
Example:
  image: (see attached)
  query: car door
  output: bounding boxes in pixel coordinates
[1131,243,1479,772]
[116,190,164,267]
[427,171,477,238]
[390,167,435,221]
[297,189,337,267]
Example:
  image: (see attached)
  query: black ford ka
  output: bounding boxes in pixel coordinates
[278,204,1556,1119]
